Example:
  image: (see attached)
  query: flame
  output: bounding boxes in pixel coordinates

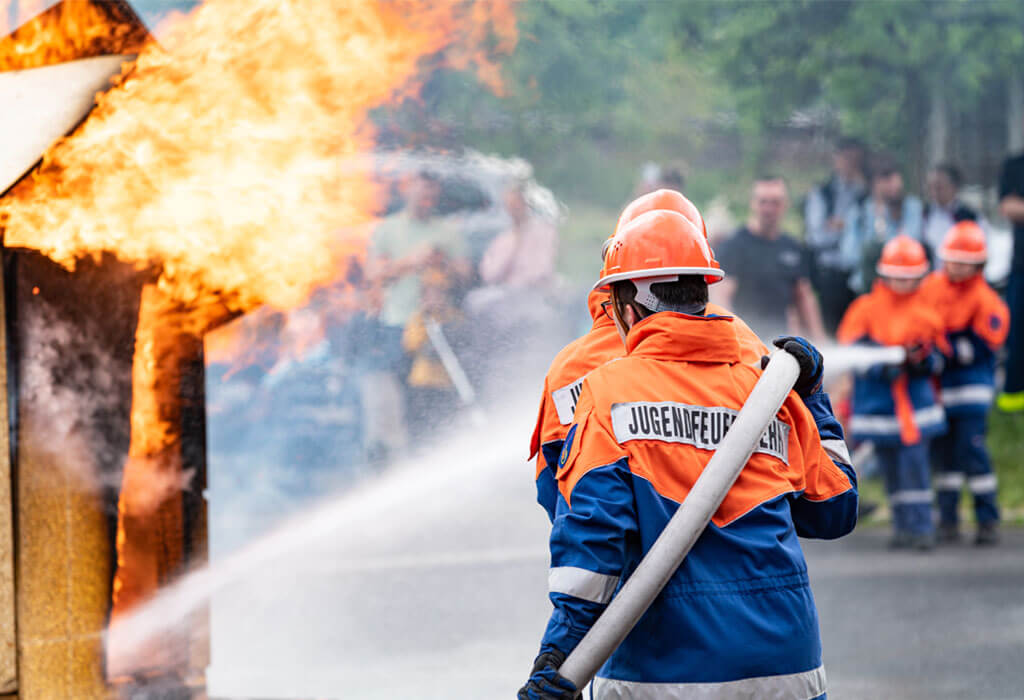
[111,284,194,634]
[1,0,518,325]
[0,0,148,70]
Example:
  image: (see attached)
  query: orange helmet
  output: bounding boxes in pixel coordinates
[876,235,929,279]
[938,221,987,264]
[595,210,723,302]
[603,189,707,259]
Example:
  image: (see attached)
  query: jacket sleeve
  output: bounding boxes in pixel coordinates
[973,287,1011,351]
[789,391,858,540]
[530,377,563,523]
[537,386,635,658]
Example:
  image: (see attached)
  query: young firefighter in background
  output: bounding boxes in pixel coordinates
[519,210,857,700]
[838,236,948,550]
[920,222,1009,545]
[530,190,767,521]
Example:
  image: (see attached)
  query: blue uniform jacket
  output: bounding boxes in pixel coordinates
[537,314,857,699]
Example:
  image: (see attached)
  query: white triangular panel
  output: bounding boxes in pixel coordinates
[0,54,133,194]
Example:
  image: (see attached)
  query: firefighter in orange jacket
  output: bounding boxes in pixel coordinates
[530,190,767,521]
[519,210,857,700]
[838,235,948,549]
[920,222,1010,544]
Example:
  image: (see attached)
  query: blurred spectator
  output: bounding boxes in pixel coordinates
[997,150,1024,411]
[712,176,825,341]
[369,170,471,328]
[923,163,979,252]
[633,161,686,197]
[840,163,924,293]
[401,268,464,437]
[479,181,558,289]
[804,138,868,334]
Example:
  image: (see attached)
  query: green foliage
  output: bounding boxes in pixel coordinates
[988,411,1024,522]
[382,1,1024,214]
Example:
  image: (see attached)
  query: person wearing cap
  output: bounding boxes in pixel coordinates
[519,210,857,700]
[837,236,948,550]
[529,190,768,521]
[920,222,1009,545]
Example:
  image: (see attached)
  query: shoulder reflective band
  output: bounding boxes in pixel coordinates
[552,376,586,425]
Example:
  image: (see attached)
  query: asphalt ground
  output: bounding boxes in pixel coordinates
[205,427,1024,699]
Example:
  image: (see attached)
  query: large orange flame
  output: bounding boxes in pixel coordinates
[2,0,516,323]
[0,0,147,70]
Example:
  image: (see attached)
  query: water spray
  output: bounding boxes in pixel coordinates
[821,344,907,380]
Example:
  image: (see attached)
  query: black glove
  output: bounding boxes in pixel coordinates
[904,343,940,376]
[518,649,579,700]
[761,336,823,397]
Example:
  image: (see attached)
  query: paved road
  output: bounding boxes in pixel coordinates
[204,412,1024,699]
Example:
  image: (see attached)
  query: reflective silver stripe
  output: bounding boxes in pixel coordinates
[593,664,827,700]
[552,375,587,425]
[942,384,995,407]
[820,438,852,466]
[968,474,998,494]
[850,405,944,435]
[548,567,618,604]
[935,472,965,490]
[891,489,933,505]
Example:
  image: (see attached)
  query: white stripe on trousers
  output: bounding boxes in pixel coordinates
[935,472,965,490]
[968,474,998,494]
[592,664,827,699]
[942,384,995,407]
[890,489,933,505]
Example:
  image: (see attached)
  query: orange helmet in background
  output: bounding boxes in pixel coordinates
[595,210,723,304]
[938,221,987,264]
[603,189,707,259]
[876,235,929,279]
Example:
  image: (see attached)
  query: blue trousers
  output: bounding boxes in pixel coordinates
[932,414,999,526]
[877,442,933,535]
[1005,272,1024,394]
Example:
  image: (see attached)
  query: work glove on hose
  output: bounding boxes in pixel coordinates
[761,336,823,397]
[904,343,942,376]
[518,649,579,700]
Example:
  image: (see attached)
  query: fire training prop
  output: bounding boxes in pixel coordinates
[558,349,801,690]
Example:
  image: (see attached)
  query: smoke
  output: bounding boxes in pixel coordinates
[18,292,130,495]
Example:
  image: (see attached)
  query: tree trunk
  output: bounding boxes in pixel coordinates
[926,79,950,169]
[1008,69,1024,155]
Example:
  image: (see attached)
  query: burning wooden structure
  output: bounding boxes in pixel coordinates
[0,1,209,696]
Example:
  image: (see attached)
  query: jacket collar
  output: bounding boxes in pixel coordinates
[625,312,741,364]
[586,289,616,331]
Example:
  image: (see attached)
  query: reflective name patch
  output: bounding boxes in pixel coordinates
[610,401,790,464]
[552,376,586,425]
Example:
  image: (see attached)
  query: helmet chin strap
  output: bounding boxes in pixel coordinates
[633,276,706,316]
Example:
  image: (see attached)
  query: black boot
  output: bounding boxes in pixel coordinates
[937,523,961,544]
[975,522,999,546]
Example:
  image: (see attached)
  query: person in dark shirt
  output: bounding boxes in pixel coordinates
[997,153,1024,411]
[713,176,826,341]
[804,138,868,335]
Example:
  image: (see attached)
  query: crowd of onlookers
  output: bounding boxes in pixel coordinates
[704,140,996,343]
[207,165,566,499]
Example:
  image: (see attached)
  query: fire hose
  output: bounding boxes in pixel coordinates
[557,349,801,690]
